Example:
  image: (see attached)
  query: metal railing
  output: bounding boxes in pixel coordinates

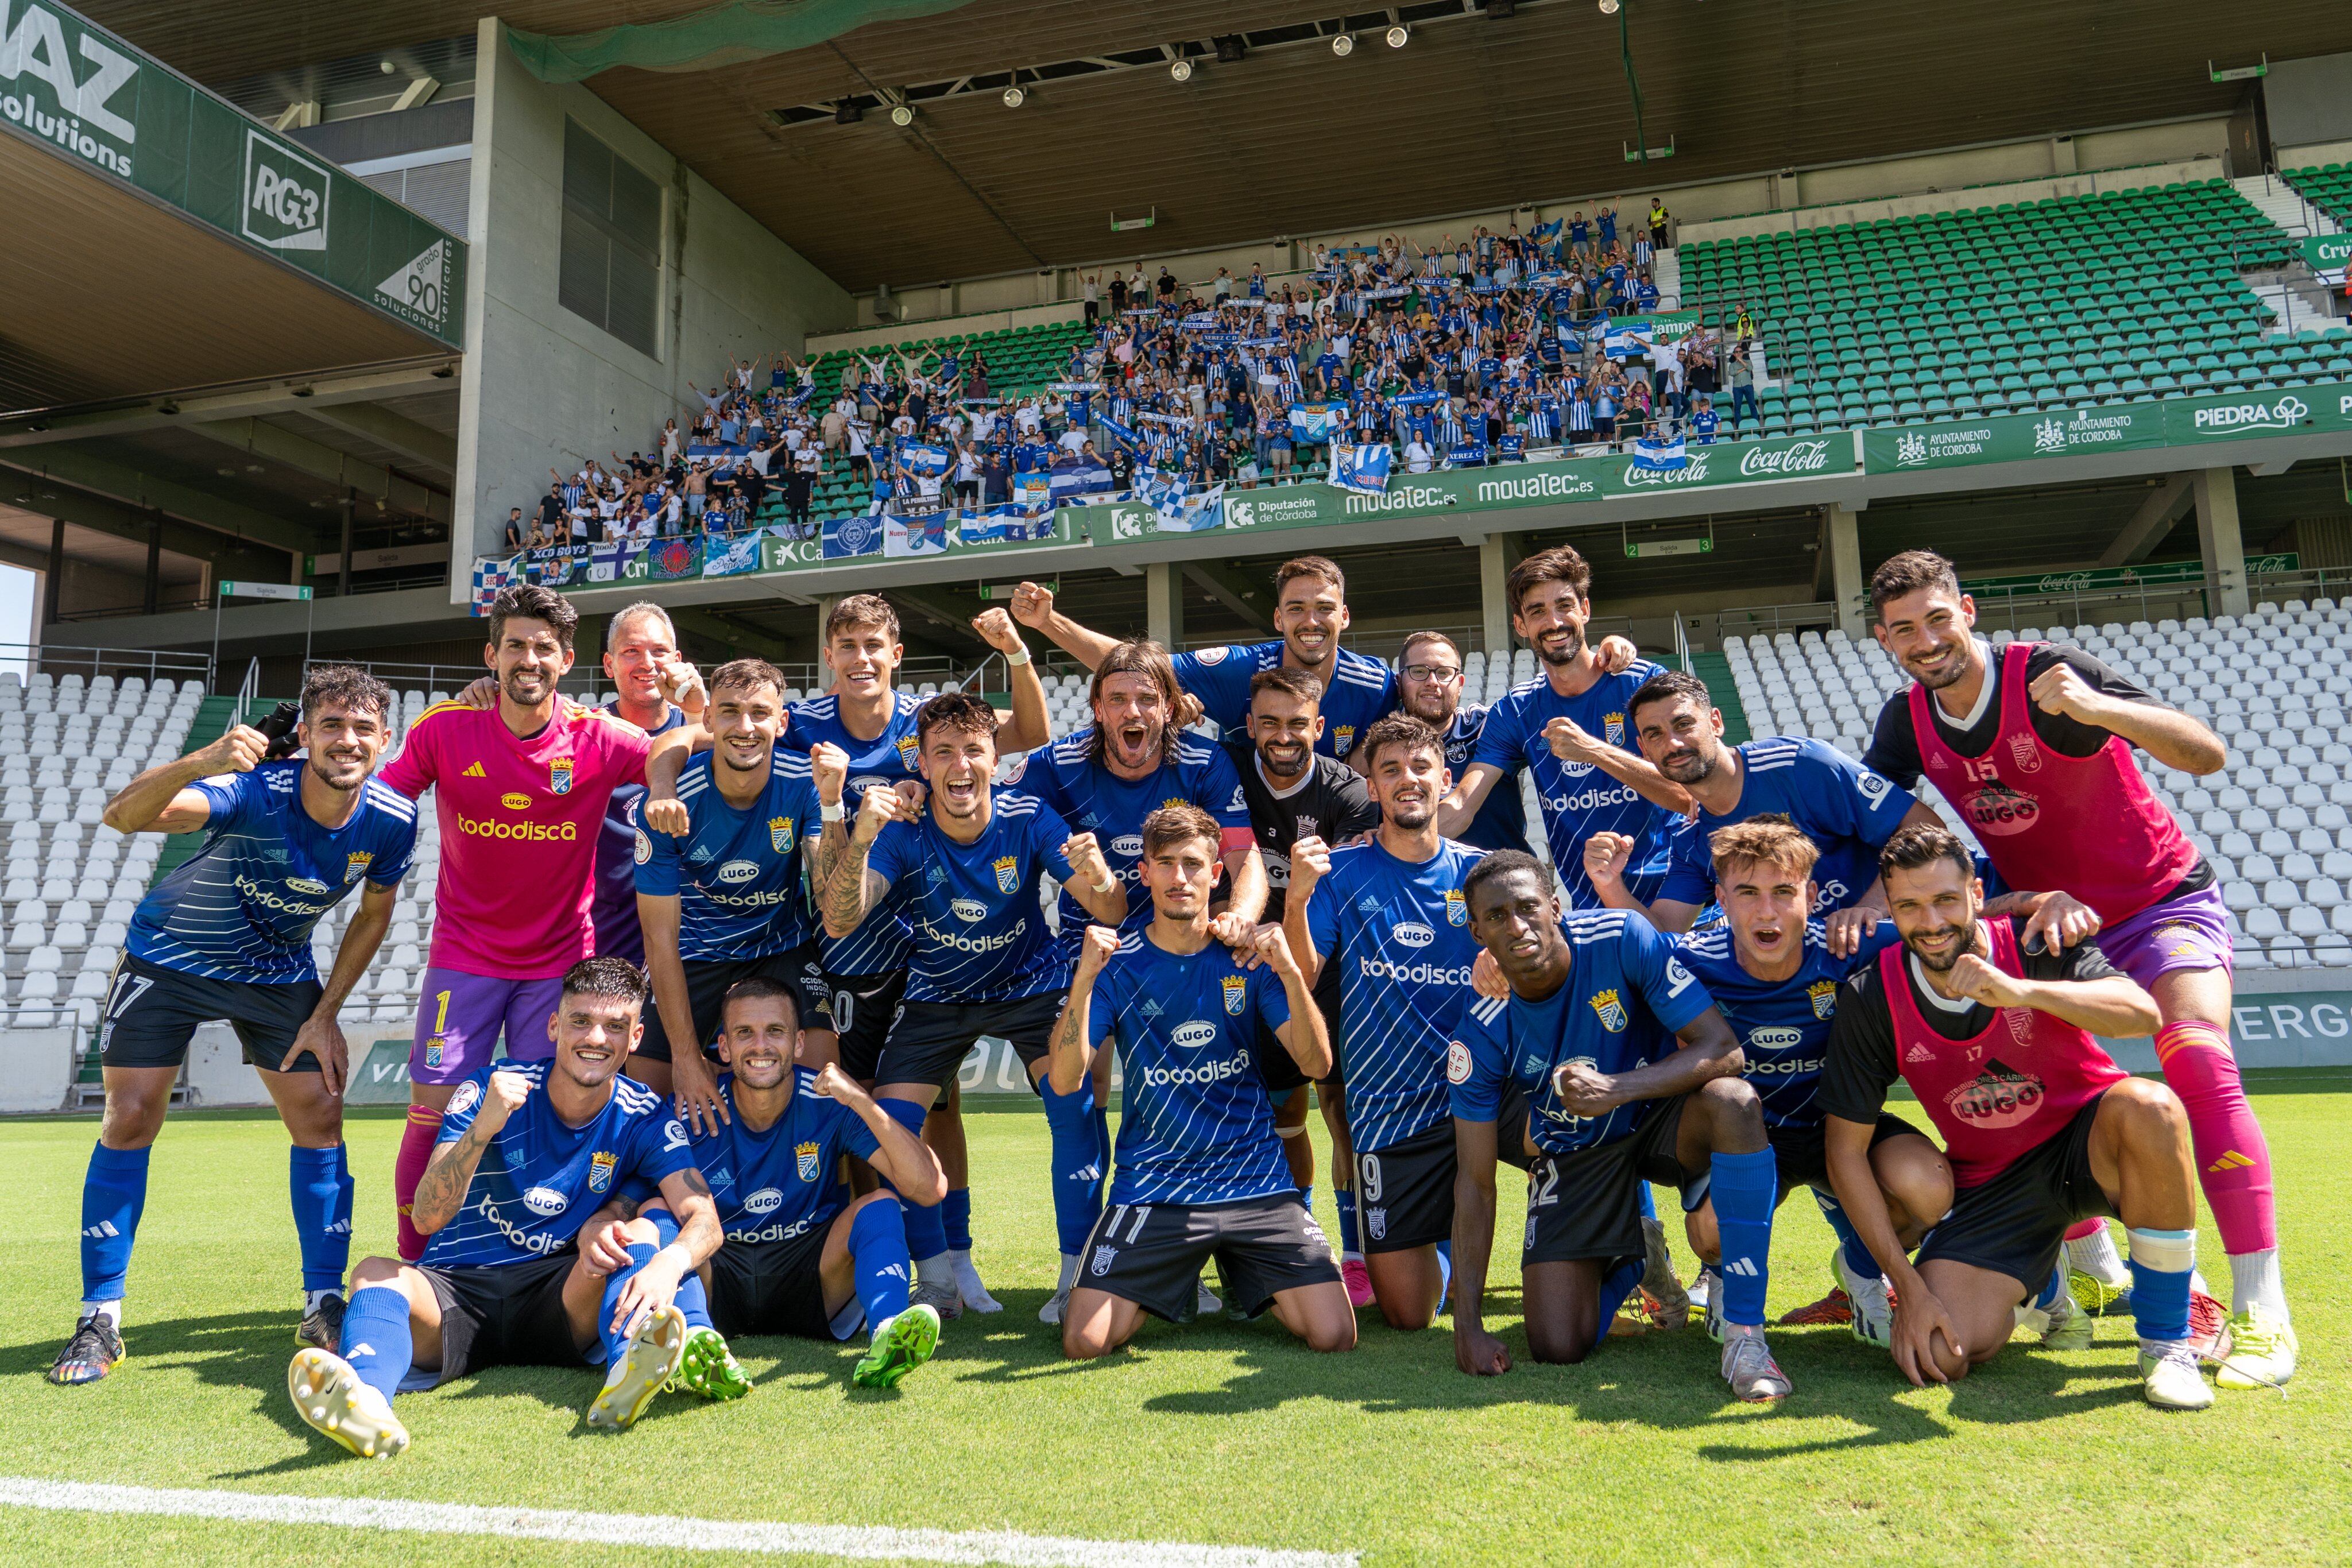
[232,658,264,726]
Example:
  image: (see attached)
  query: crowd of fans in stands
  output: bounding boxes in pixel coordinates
[506,200,1775,555]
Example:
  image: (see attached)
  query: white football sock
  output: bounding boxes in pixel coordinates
[80,1299,122,1330]
[914,1253,954,1288]
[2065,1224,2130,1288]
[2227,1248,2288,1322]
[1055,1252,1081,1293]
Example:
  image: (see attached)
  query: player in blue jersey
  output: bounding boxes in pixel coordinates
[285,959,724,1458]
[1008,640,1266,1322]
[646,593,1046,1315]
[1394,630,1528,854]
[1584,671,1940,943]
[1055,804,1353,1357]
[1013,557,1395,761]
[51,667,416,1387]
[647,977,951,1389]
[633,658,834,1113]
[1446,851,1796,1400]
[817,692,1125,1321]
[1663,819,1956,1346]
[591,603,703,966]
[1286,714,1487,1331]
[1438,545,1690,908]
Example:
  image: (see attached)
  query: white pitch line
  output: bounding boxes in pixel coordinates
[0,1476,1359,1568]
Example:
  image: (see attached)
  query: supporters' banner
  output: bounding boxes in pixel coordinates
[1140,470,1226,533]
[521,543,591,586]
[685,443,749,459]
[1180,312,1223,330]
[701,527,775,578]
[1446,440,1490,468]
[898,442,952,479]
[1603,321,1654,359]
[1531,219,1564,242]
[470,557,514,614]
[823,512,885,560]
[960,506,1058,545]
[1015,473,1054,509]
[1050,381,1102,393]
[586,540,642,584]
[1633,434,1687,471]
[1289,402,1344,442]
[1328,443,1392,494]
[885,513,949,557]
[1394,388,1444,408]
[1096,413,1140,448]
[1046,460,1113,500]
[1360,286,1411,301]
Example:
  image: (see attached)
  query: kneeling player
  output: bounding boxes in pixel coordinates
[1450,851,1794,1400]
[285,959,722,1458]
[1055,806,1352,1358]
[1820,826,2212,1408]
[650,977,950,1389]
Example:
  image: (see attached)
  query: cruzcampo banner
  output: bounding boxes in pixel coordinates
[2302,235,2352,273]
[0,0,464,343]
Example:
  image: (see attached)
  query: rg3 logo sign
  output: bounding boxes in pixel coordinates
[241,129,331,252]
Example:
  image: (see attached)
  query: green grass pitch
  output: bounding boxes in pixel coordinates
[1,1072,2346,1565]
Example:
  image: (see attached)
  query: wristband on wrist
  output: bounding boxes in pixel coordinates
[821,800,846,822]
[1005,645,1031,666]
[1092,874,1116,895]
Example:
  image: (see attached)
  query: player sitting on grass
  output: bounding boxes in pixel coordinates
[1449,850,1795,1401]
[1819,826,2214,1409]
[1054,804,1354,1358]
[52,665,415,1384]
[285,958,722,1458]
[644,976,950,1390]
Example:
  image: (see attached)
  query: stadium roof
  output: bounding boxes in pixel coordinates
[78,0,2352,292]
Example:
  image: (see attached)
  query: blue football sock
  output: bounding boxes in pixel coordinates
[288,1145,351,1294]
[644,1211,713,1333]
[338,1286,413,1403]
[79,1143,149,1302]
[1638,1182,1659,1223]
[597,1242,659,1365]
[1813,1190,1881,1281]
[941,1186,973,1253]
[2127,1226,2196,1345]
[877,1097,949,1262]
[2034,1261,2067,1312]
[1334,1187,1362,1257]
[1709,1148,1778,1328]
[850,1198,915,1328]
[1039,1077,1105,1256]
[1436,1239,1453,1313]
[1300,1184,1314,1215]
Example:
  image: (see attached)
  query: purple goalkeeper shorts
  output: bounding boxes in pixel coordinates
[2092,883,2233,991]
[410,967,565,1086]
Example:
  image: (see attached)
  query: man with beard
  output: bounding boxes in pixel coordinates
[632,659,835,1114]
[1860,549,2291,1387]
[587,604,705,969]
[816,694,1125,1322]
[1011,641,1266,1323]
[377,587,660,1264]
[51,667,417,1385]
[1448,851,1796,1401]
[1820,826,2214,1409]
[1286,715,1486,1331]
[1583,670,1937,942]
[1012,559,1395,762]
[1229,667,1382,1303]
[1394,631,1528,854]
[1437,547,1690,908]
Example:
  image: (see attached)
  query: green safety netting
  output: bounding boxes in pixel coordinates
[508,0,980,82]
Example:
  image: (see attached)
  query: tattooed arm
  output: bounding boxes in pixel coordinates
[412,1069,532,1234]
[820,784,916,938]
[1048,925,1120,1095]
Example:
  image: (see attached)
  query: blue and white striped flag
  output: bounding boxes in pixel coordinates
[1328,443,1392,494]
[1633,434,1687,471]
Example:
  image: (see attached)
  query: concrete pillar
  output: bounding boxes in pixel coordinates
[1145,560,1183,650]
[42,516,62,629]
[144,512,162,615]
[1826,502,1866,637]
[2194,466,2249,617]
[1478,533,1511,657]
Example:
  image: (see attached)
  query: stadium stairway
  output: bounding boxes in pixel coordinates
[2282,165,2352,230]
[1688,649,1752,742]
[1651,247,1682,311]
[2235,173,2344,238]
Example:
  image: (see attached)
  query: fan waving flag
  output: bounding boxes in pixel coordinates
[1329,443,1393,494]
[1633,434,1688,471]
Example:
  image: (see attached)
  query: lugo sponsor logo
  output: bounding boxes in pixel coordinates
[1111,834,1145,858]
[0,3,140,180]
[715,859,760,885]
[521,1185,569,1217]
[950,897,988,923]
[741,1187,784,1217]
[285,877,330,896]
[1171,1020,1220,1050]
[1392,921,1436,949]
[241,128,333,253]
[1747,1026,1804,1051]
[2190,393,2309,434]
